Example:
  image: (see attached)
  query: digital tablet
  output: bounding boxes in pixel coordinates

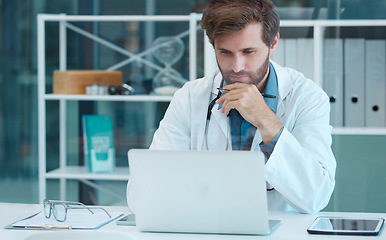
[307,217,384,236]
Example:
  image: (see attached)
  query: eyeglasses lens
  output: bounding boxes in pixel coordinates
[43,200,51,218]
[53,203,66,221]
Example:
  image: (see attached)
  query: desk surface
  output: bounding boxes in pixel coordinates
[0,203,385,240]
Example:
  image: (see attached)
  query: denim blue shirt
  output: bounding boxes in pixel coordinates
[229,63,282,158]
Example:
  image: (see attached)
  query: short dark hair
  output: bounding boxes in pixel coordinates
[200,0,280,47]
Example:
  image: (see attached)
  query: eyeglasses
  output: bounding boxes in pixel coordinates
[44,199,111,222]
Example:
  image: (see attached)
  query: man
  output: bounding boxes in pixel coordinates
[134,0,336,213]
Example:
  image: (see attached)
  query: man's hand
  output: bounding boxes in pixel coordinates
[215,82,283,144]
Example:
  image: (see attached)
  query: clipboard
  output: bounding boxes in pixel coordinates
[6,211,124,230]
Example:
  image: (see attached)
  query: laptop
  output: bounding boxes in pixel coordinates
[127,149,280,235]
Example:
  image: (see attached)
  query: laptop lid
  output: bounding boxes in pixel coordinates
[127,149,270,235]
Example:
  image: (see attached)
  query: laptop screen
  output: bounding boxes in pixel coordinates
[127,149,270,235]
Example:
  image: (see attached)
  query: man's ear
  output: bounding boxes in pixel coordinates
[269,33,280,56]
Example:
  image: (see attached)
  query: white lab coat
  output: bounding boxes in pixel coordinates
[139,61,336,214]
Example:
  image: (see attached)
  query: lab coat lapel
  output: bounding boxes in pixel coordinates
[251,130,262,151]
[210,73,228,137]
[211,105,228,136]
[276,100,285,119]
[272,61,292,120]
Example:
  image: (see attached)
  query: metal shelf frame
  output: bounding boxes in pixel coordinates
[37,13,202,203]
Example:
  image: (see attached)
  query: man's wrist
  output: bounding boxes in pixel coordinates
[257,114,283,144]
[260,127,284,160]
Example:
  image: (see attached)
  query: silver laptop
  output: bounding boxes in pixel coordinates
[127,149,279,235]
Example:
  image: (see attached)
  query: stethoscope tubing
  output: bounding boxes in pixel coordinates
[204,78,229,150]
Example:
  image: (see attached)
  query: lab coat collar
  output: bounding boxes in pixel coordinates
[270,60,293,120]
[270,60,293,101]
[211,70,223,95]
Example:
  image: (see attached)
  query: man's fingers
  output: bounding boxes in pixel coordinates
[215,83,262,116]
[216,88,243,104]
[220,99,239,115]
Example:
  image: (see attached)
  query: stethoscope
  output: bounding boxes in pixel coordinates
[206,78,225,122]
[204,78,230,150]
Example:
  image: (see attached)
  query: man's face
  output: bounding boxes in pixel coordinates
[214,22,273,88]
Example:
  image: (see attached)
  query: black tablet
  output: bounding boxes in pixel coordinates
[307,217,384,236]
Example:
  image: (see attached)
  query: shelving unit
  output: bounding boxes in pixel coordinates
[37,13,202,203]
[275,19,386,135]
[37,13,386,204]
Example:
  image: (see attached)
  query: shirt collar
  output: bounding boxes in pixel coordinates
[264,62,279,113]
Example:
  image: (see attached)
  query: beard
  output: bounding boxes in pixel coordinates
[219,53,270,87]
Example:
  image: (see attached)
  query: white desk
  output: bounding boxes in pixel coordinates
[0,203,385,240]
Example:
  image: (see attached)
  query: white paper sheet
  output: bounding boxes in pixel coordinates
[10,211,123,230]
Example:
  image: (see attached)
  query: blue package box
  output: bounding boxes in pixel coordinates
[82,115,115,173]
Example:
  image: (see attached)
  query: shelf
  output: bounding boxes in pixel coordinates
[39,13,202,22]
[332,127,386,135]
[45,166,130,181]
[279,19,386,27]
[44,94,173,102]
[38,13,195,202]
